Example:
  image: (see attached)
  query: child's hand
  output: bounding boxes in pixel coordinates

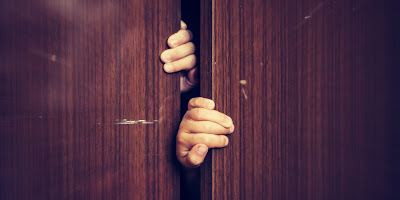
[161,21,198,92]
[176,97,235,168]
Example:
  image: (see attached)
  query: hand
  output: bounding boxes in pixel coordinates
[161,21,198,92]
[176,97,235,168]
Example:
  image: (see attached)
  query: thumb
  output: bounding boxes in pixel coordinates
[183,144,209,168]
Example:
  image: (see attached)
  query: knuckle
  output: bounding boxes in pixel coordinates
[168,33,177,42]
[160,52,167,62]
[203,123,212,132]
[200,135,211,145]
[187,42,196,52]
[189,55,197,66]
[222,127,230,135]
[226,127,232,134]
[189,108,202,120]
[187,111,194,120]
[223,116,233,127]
[182,112,190,121]
[180,30,188,37]
[186,30,193,41]
[207,99,215,109]
[176,134,186,145]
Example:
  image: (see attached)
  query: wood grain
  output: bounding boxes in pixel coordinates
[0,0,181,199]
[200,0,398,199]
[199,0,213,199]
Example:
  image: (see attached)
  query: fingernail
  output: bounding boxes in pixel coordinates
[197,146,207,155]
[164,63,173,73]
[229,124,235,133]
[224,137,229,146]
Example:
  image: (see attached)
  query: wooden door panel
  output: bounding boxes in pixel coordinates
[200,0,397,199]
[0,0,181,199]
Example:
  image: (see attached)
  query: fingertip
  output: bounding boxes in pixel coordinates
[186,29,193,41]
[163,63,174,73]
[188,98,197,109]
[206,100,215,110]
[185,144,208,168]
[168,37,179,48]
[188,97,215,110]
[224,136,229,146]
[160,52,172,63]
[168,29,193,48]
[196,144,208,156]
[229,124,235,133]
[181,21,188,30]
[223,116,233,128]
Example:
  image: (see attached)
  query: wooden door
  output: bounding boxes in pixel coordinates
[0,0,181,199]
[200,0,398,199]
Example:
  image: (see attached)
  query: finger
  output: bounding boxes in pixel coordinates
[160,42,195,63]
[181,120,233,134]
[181,20,188,30]
[180,144,208,168]
[186,108,233,128]
[167,29,193,48]
[176,132,229,155]
[186,134,229,149]
[163,54,196,73]
[188,97,215,110]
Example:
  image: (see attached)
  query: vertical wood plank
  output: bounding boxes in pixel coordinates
[0,0,181,199]
[199,0,213,199]
[201,0,398,199]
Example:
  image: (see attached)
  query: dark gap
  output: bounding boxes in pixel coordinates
[180,0,201,199]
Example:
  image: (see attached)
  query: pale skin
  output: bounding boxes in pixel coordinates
[160,21,235,168]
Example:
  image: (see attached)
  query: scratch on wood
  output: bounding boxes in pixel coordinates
[294,1,326,30]
[241,88,248,100]
[115,119,158,125]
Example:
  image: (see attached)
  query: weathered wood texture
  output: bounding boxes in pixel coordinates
[0,0,181,199]
[201,0,398,199]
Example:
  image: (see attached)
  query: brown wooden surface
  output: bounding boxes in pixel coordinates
[200,0,398,199]
[0,0,181,199]
[199,0,213,199]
